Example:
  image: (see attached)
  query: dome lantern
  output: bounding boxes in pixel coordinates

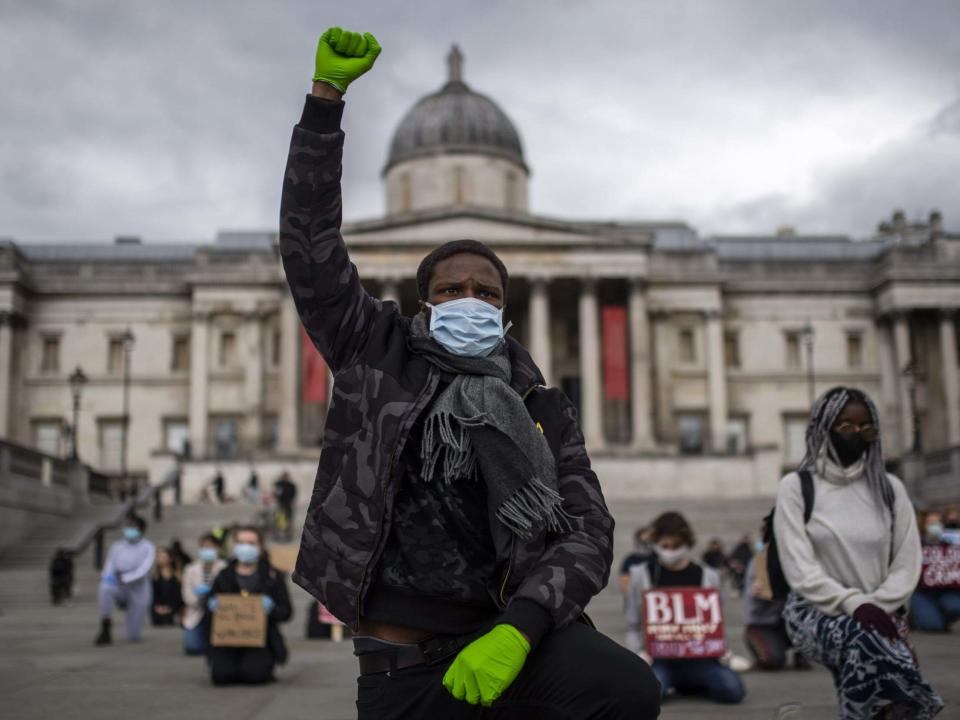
[382,46,530,216]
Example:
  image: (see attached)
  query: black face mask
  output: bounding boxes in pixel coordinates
[829,431,867,467]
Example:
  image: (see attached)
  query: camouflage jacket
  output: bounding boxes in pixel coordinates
[280,97,614,636]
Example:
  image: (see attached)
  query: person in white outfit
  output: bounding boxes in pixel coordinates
[774,386,942,720]
[95,513,156,645]
[181,533,227,655]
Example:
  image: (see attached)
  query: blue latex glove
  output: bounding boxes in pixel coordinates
[194,583,211,597]
[207,596,218,613]
[262,596,276,615]
[103,574,119,587]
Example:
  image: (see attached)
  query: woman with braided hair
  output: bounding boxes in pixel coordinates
[774,386,943,719]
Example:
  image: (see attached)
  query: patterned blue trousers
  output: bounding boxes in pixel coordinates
[783,593,943,719]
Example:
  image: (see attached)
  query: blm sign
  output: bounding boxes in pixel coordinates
[920,545,960,589]
[642,587,726,659]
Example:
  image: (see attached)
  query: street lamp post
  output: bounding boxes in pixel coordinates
[119,329,135,496]
[802,322,815,405]
[68,366,88,460]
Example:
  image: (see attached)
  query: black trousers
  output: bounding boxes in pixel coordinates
[356,621,661,719]
[208,646,275,685]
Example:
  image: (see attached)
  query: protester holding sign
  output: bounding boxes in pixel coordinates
[205,526,292,685]
[279,27,659,718]
[774,387,942,719]
[625,511,746,704]
[910,511,960,632]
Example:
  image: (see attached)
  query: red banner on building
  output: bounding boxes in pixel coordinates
[642,587,726,659]
[920,545,960,589]
[301,326,328,403]
[602,306,629,400]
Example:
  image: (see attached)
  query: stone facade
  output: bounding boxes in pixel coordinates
[0,50,958,499]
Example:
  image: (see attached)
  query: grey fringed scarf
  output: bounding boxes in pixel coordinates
[407,313,573,539]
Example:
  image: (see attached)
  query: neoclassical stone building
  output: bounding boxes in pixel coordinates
[1,48,958,499]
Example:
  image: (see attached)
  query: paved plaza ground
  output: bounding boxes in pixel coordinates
[1,498,956,719]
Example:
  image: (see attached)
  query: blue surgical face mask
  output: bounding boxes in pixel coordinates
[198,548,219,563]
[926,523,944,541]
[123,527,141,543]
[427,298,507,358]
[233,543,260,564]
[754,539,765,553]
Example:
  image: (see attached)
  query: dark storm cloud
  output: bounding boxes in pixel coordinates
[1,0,958,241]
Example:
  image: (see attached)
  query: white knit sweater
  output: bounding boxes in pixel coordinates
[773,458,921,617]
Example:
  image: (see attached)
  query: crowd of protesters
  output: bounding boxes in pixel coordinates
[85,512,294,686]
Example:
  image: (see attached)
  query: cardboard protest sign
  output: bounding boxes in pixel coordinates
[211,594,267,648]
[920,545,960,589]
[642,587,726,659]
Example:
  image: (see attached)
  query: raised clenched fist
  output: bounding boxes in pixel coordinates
[313,27,381,94]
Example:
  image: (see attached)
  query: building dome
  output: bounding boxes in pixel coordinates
[384,46,527,174]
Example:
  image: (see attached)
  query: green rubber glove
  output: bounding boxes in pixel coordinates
[442,624,530,707]
[312,27,381,94]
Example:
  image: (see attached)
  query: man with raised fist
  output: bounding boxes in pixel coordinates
[280,27,660,718]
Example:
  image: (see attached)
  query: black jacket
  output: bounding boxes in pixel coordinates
[280,95,615,646]
[210,560,293,662]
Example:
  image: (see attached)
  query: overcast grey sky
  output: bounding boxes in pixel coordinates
[2,0,959,242]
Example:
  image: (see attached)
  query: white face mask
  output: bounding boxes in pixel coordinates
[655,545,689,568]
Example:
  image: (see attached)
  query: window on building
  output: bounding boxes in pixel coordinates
[505,171,518,210]
[724,330,740,368]
[33,419,63,456]
[271,329,281,367]
[846,331,863,369]
[171,335,190,372]
[40,335,60,374]
[727,416,749,454]
[212,417,240,459]
[98,419,124,470]
[163,419,189,456]
[677,414,705,455]
[400,173,412,212]
[219,331,237,367]
[453,166,465,205]
[785,331,802,369]
[678,328,696,364]
[783,415,808,465]
[263,414,279,450]
[107,337,124,374]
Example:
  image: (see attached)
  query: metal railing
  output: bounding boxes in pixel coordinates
[58,470,182,570]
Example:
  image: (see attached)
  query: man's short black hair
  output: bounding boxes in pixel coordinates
[125,513,147,533]
[416,239,509,301]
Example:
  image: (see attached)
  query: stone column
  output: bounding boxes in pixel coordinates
[278,296,300,452]
[0,313,13,439]
[893,312,914,452]
[578,280,606,451]
[877,320,902,451]
[628,280,653,450]
[528,277,552,386]
[651,312,674,442]
[940,310,960,446]
[244,311,264,450]
[189,312,210,458]
[705,311,728,453]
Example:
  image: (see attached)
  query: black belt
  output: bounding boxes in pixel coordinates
[355,629,486,676]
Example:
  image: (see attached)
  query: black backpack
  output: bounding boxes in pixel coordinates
[764,469,895,600]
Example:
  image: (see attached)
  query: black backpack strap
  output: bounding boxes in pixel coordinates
[798,469,815,524]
